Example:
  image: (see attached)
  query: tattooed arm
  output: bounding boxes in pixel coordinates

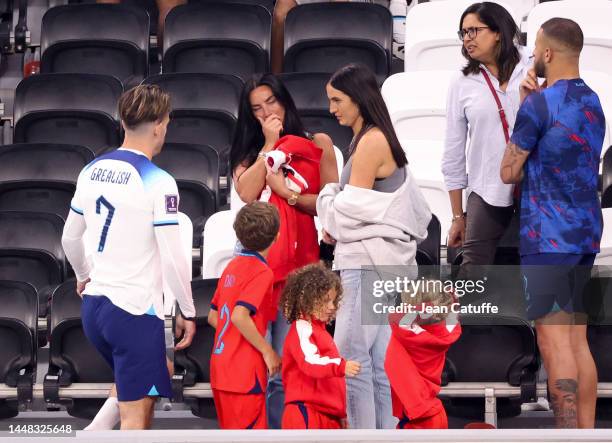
[500,142,530,184]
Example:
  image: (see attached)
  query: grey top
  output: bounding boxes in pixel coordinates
[340,156,407,193]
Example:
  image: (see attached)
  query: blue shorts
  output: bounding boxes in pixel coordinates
[81,295,172,402]
[521,253,595,321]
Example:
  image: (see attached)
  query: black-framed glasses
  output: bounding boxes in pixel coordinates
[457,26,489,41]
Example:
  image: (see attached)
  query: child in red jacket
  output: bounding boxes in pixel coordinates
[385,281,461,429]
[280,263,361,429]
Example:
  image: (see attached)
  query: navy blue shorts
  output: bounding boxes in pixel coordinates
[81,295,172,402]
[521,253,595,321]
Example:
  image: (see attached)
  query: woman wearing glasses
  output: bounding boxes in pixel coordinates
[442,2,529,264]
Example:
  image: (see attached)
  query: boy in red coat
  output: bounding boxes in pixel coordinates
[385,281,461,429]
[207,202,282,429]
[280,263,361,429]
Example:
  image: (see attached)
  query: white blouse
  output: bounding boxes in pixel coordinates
[441,50,530,207]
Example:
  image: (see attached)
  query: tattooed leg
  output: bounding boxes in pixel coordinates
[536,318,579,429]
[549,379,578,428]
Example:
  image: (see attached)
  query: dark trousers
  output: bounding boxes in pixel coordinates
[462,192,516,266]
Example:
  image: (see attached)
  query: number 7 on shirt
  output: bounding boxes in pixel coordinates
[95,195,115,252]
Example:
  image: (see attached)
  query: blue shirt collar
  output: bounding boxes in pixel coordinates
[239,249,267,265]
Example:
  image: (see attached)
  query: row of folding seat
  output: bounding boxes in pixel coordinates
[10,71,352,161]
[3,274,611,423]
[0,276,539,423]
[34,0,612,90]
[34,2,393,87]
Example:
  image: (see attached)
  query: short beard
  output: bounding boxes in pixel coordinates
[534,59,546,78]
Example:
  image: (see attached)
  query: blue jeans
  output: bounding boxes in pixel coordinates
[335,269,397,429]
[265,308,290,429]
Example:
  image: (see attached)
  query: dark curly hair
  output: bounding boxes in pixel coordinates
[281,263,343,323]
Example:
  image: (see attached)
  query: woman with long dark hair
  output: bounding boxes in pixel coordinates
[230,73,338,429]
[442,1,529,264]
[317,64,431,429]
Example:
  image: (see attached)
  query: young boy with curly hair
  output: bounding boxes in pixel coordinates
[385,280,461,429]
[280,263,361,429]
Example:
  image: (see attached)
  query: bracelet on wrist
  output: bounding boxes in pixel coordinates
[452,214,465,222]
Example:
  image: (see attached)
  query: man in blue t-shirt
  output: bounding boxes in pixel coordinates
[500,18,605,429]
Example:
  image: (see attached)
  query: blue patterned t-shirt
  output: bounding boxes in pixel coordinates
[511,78,605,255]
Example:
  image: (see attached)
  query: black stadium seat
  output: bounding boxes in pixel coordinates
[0,182,73,221]
[0,143,94,220]
[0,143,94,184]
[44,280,114,419]
[0,280,38,419]
[40,4,149,88]
[443,316,539,420]
[601,147,612,208]
[416,213,441,266]
[0,211,66,316]
[163,3,271,80]
[143,73,243,177]
[278,72,353,158]
[283,3,392,79]
[153,143,220,246]
[13,74,122,155]
[173,278,218,419]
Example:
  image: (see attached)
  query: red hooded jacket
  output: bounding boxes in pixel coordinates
[385,312,461,421]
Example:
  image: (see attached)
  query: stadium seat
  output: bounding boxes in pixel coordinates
[587,282,612,419]
[284,3,392,79]
[200,0,275,14]
[0,280,38,418]
[44,280,114,419]
[0,143,94,220]
[40,4,149,88]
[152,143,220,246]
[143,73,243,177]
[278,72,353,158]
[174,182,217,249]
[163,3,271,80]
[443,315,539,424]
[382,70,456,141]
[173,277,218,418]
[0,211,66,316]
[202,210,236,279]
[527,0,612,74]
[404,0,518,72]
[229,182,244,212]
[163,212,194,314]
[0,143,94,184]
[582,70,612,160]
[400,139,451,245]
[595,208,612,265]
[0,182,73,221]
[416,213,441,266]
[602,149,612,209]
[419,0,535,22]
[13,74,122,155]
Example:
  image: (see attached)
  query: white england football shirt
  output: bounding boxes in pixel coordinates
[62,148,195,320]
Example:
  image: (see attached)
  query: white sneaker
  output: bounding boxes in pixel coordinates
[521,397,550,411]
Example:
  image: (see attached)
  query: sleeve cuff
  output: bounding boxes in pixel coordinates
[236,300,257,316]
[70,205,84,215]
[336,358,346,377]
[210,303,218,311]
